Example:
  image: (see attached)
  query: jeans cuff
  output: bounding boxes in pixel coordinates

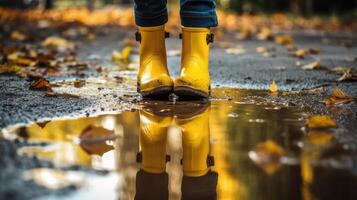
[135,8,168,27]
[180,11,218,27]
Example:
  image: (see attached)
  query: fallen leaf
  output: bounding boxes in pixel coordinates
[257,27,273,41]
[301,61,323,70]
[307,131,334,145]
[269,80,278,92]
[337,69,357,82]
[11,31,26,41]
[74,80,86,88]
[30,78,52,91]
[120,46,132,62]
[306,115,337,129]
[237,28,252,40]
[308,48,321,55]
[80,126,116,156]
[256,46,268,53]
[45,91,80,98]
[249,140,285,170]
[294,49,307,58]
[0,64,22,74]
[323,86,353,106]
[226,47,246,55]
[275,35,294,45]
[330,67,352,74]
[42,36,75,51]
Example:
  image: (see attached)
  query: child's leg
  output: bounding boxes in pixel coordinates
[134,0,168,27]
[174,0,218,98]
[180,0,218,27]
[134,0,173,97]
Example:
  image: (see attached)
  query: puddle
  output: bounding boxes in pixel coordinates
[2,89,357,200]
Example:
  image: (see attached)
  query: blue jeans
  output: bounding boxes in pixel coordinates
[134,0,218,27]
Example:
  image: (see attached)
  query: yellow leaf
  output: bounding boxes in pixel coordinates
[302,61,322,70]
[294,49,306,58]
[11,31,26,41]
[0,64,22,74]
[323,86,353,106]
[112,50,121,62]
[269,80,278,92]
[275,35,294,45]
[120,46,132,62]
[249,140,285,174]
[306,115,337,129]
[257,27,273,41]
[307,131,333,145]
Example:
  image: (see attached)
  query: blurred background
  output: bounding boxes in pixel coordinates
[0,0,356,16]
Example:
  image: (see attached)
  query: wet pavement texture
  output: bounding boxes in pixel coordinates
[1,23,357,199]
[2,90,357,200]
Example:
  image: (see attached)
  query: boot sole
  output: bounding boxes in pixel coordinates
[140,86,173,98]
[174,86,209,99]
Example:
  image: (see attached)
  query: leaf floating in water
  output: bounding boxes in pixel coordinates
[323,86,353,106]
[306,115,337,129]
[249,140,285,175]
[307,131,334,145]
[23,168,85,190]
[79,126,116,156]
[30,78,53,92]
[269,80,278,93]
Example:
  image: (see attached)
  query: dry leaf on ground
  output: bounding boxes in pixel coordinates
[11,31,26,41]
[306,115,337,129]
[225,47,246,55]
[269,80,278,92]
[45,91,80,98]
[275,35,294,45]
[29,78,53,91]
[308,48,321,55]
[323,86,353,106]
[257,27,273,41]
[42,36,75,51]
[301,61,324,70]
[74,80,86,88]
[337,68,357,82]
[294,49,307,58]
[0,64,22,74]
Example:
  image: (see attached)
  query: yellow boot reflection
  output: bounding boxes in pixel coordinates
[175,103,218,200]
[135,106,172,200]
[135,102,217,200]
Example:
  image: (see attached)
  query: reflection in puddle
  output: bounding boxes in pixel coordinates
[3,89,357,200]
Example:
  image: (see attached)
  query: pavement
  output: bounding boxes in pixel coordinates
[1,23,357,199]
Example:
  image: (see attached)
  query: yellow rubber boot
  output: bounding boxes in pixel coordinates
[175,103,212,177]
[138,109,172,173]
[174,27,213,98]
[137,25,173,97]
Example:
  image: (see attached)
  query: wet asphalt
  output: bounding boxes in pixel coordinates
[1,26,357,199]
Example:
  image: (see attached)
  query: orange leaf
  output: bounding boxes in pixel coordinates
[269,80,278,93]
[306,115,337,129]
